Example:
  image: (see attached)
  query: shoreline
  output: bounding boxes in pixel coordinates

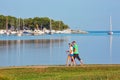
[0,64,120,69]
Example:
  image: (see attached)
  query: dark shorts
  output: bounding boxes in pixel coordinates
[73,54,81,61]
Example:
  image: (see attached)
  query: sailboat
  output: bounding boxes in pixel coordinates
[108,16,113,35]
[108,16,113,63]
[32,24,44,35]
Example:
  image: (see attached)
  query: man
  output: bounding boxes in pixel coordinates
[72,41,83,65]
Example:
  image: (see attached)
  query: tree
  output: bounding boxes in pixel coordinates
[0,14,69,30]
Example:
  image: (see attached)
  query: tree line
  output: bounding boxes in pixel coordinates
[0,15,69,30]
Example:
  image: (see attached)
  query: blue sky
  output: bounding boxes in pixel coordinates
[0,0,120,31]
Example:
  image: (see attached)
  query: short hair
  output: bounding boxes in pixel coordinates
[72,41,76,43]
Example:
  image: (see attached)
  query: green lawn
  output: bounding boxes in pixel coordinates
[0,64,120,80]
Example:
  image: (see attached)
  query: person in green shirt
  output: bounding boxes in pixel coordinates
[72,41,83,65]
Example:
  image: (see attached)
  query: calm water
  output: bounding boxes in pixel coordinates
[0,33,120,66]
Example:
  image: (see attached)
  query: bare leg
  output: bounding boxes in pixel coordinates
[66,55,70,66]
[71,56,76,66]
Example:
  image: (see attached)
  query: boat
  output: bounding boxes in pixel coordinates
[0,30,5,34]
[10,31,17,34]
[17,30,23,36]
[32,24,44,35]
[32,29,44,35]
[108,31,113,35]
[23,30,32,35]
[108,16,113,35]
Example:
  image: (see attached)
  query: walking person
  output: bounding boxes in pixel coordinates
[72,41,83,65]
[66,43,76,66]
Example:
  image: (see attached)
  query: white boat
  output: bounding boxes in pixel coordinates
[32,29,44,35]
[0,30,5,34]
[108,31,113,35]
[108,16,113,35]
[16,30,23,36]
[17,33,22,36]
[23,30,32,35]
[10,31,17,34]
[6,32,10,35]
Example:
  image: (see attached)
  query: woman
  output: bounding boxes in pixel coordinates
[66,43,76,66]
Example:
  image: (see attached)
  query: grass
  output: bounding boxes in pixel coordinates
[0,64,120,80]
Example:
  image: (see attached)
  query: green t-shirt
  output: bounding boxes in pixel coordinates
[73,44,79,54]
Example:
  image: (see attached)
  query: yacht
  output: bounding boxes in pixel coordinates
[32,29,44,35]
[108,31,113,35]
[0,30,5,34]
[16,30,23,36]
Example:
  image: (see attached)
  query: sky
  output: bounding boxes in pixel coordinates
[0,0,120,31]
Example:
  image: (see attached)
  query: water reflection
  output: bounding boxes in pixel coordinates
[0,39,65,48]
[109,35,113,64]
[0,39,66,55]
[0,38,67,66]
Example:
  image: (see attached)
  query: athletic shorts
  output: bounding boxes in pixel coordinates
[73,54,81,61]
[70,54,74,57]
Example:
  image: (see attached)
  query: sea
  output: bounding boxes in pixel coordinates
[0,32,120,67]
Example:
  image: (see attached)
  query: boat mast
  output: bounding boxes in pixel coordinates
[59,21,60,31]
[49,19,52,34]
[50,19,52,31]
[6,16,8,32]
[23,19,24,30]
[19,17,20,30]
[110,16,112,32]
